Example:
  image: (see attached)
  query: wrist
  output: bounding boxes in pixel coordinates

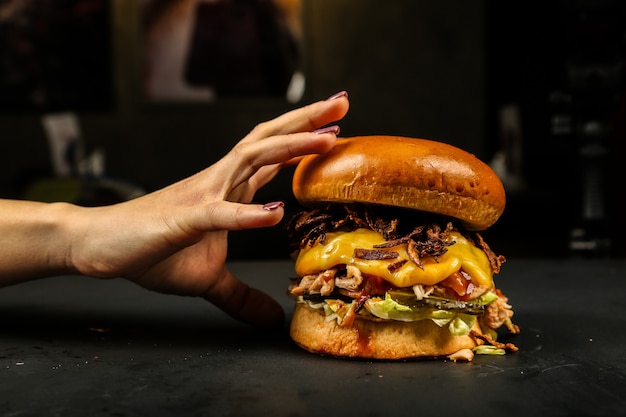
[46,202,84,276]
[0,200,83,284]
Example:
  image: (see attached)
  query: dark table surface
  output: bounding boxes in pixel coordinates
[1,258,625,417]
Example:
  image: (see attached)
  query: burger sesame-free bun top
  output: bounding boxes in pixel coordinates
[292,136,506,231]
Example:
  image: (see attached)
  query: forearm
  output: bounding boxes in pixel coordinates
[0,199,79,286]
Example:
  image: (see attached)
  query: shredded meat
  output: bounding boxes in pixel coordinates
[334,265,363,291]
[372,225,423,248]
[407,240,422,268]
[448,348,475,362]
[475,233,506,274]
[471,330,519,352]
[287,204,402,248]
[290,268,337,296]
[374,222,455,267]
[412,284,434,300]
[289,274,316,296]
[483,291,519,333]
[340,301,359,327]
[292,265,365,295]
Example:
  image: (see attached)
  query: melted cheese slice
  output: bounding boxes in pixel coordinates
[295,228,492,287]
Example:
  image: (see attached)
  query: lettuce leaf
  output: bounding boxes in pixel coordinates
[473,345,506,356]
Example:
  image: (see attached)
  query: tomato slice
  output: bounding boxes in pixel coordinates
[440,270,473,299]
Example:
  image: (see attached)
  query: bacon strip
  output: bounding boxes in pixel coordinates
[353,248,399,260]
[387,259,408,273]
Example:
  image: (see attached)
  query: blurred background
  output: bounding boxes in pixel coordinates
[0,0,624,259]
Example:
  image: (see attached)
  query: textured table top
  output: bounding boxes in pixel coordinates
[1,259,625,416]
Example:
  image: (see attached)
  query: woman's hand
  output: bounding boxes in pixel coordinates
[66,92,349,327]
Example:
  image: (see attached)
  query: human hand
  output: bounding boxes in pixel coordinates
[67,91,349,327]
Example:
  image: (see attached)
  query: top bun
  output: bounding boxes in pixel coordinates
[292,136,505,231]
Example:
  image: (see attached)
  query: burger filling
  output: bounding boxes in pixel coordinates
[287,204,519,354]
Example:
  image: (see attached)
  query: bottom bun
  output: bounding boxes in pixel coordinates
[289,302,483,360]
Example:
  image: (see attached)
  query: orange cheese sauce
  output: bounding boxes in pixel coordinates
[294,229,492,288]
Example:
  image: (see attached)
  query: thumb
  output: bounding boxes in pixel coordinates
[205,267,286,327]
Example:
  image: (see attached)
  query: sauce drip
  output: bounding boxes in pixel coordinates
[355,323,373,356]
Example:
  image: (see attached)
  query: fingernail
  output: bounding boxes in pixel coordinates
[263,201,284,211]
[326,91,348,101]
[313,125,340,135]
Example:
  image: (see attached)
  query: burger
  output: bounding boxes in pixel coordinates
[286,136,520,361]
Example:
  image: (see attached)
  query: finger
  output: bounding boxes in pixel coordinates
[238,128,341,192]
[254,127,341,165]
[205,268,285,327]
[227,164,280,203]
[218,128,339,193]
[243,91,349,142]
[226,126,342,203]
[190,200,286,232]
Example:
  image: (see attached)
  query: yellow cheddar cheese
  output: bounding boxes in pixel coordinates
[295,228,492,287]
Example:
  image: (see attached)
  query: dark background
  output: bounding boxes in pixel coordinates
[0,0,624,259]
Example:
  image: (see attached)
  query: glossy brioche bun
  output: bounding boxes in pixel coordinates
[292,136,505,231]
[290,303,482,360]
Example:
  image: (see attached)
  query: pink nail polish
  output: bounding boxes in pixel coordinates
[313,125,340,135]
[326,91,348,101]
[263,201,284,211]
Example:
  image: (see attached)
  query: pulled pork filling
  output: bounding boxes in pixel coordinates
[287,204,519,352]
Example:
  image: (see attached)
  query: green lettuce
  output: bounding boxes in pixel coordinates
[364,293,477,336]
[473,345,506,356]
[298,291,501,338]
